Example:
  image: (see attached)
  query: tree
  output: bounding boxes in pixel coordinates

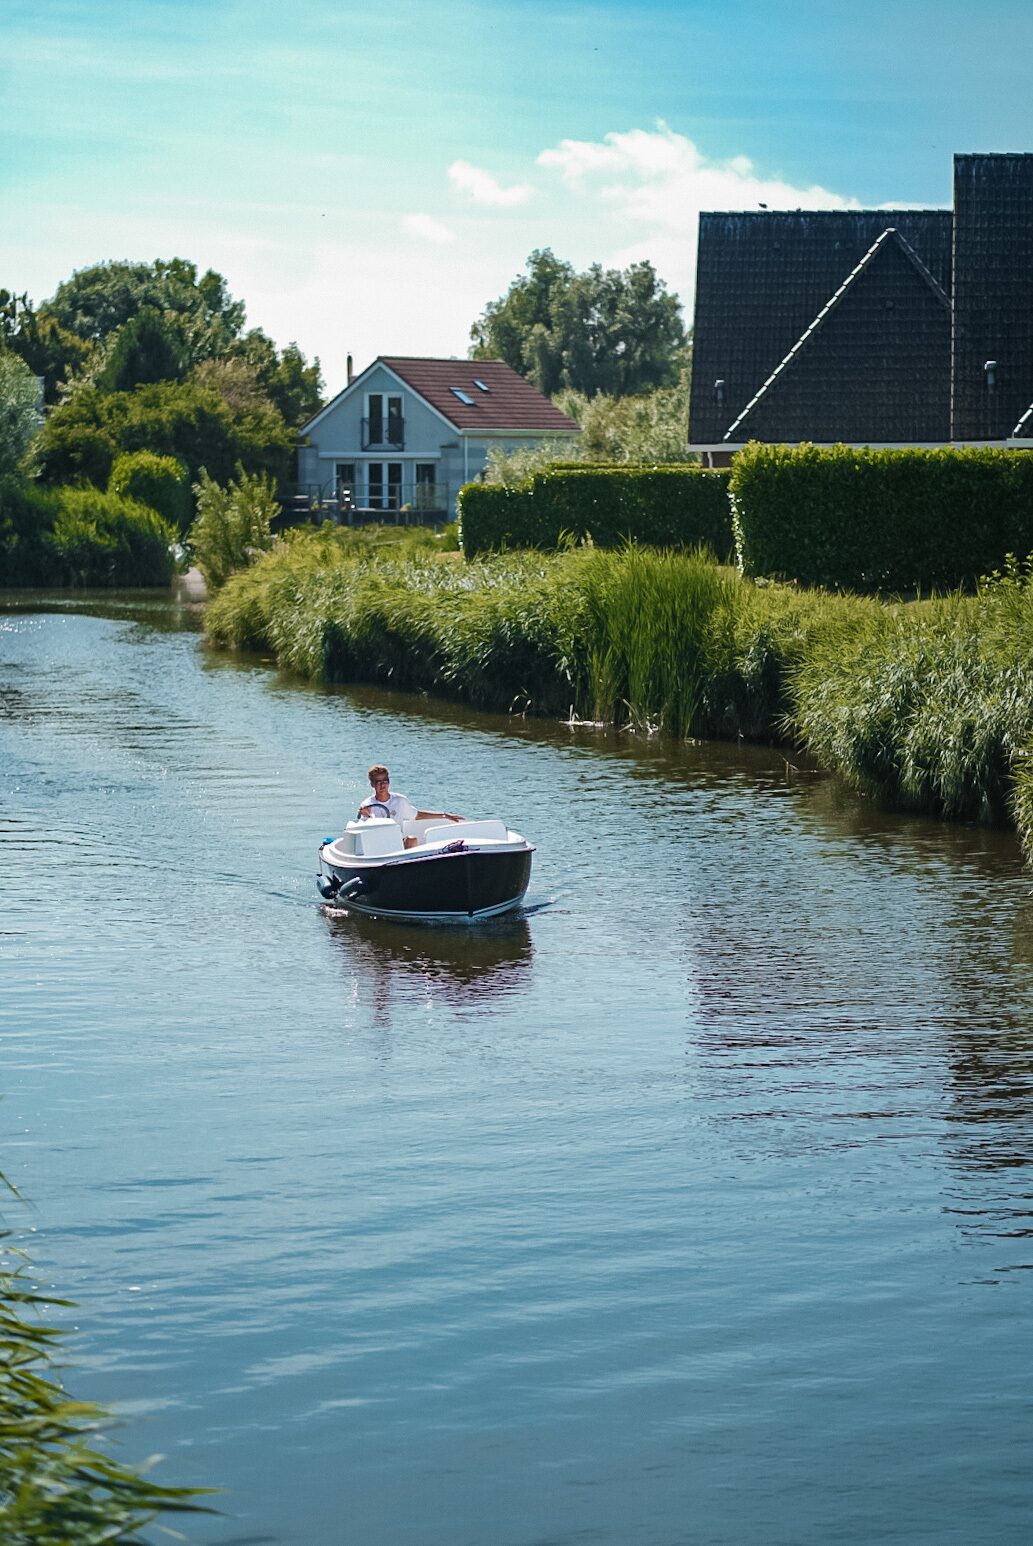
[95,306,188,393]
[0,289,91,402]
[0,349,43,477]
[227,329,324,427]
[36,380,294,491]
[45,258,246,361]
[470,250,686,399]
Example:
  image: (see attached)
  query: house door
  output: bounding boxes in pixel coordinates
[367,462,403,509]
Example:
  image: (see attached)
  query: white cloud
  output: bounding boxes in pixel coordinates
[536,123,859,306]
[448,159,533,208]
[401,212,456,245]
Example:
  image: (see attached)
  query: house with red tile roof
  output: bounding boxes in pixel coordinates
[297,356,579,518]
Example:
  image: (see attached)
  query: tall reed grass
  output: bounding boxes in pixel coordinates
[205,529,1033,861]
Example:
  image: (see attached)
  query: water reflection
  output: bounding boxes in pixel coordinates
[322,908,534,1023]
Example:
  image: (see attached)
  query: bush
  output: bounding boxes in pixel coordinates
[731,443,1033,592]
[48,488,176,586]
[108,450,192,532]
[188,467,277,589]
[36,381,293,491]
[458,465,732,558]
[0,478,61,586]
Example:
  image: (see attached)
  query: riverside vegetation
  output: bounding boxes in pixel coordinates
[204,528,1033,862]
[0,1183,211,1543]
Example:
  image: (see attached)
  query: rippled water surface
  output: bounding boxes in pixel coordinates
[3,593,1033,1545]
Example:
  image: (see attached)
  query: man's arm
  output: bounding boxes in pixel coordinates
[415,807,463,822]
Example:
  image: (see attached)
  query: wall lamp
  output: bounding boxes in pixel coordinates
[984,360,998,391]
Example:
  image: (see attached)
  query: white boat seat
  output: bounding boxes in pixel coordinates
[342,817,404,856]
[423,818,510,845]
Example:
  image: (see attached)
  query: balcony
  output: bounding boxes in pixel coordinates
[361,415,405,451]
[278,480,452,528]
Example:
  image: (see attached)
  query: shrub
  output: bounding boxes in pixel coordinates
[188,467,277,589]
[0,478,61,586]
[36,381,293,491]
[731,442,1033,592]
[458,465,732,558]
[108,449,192,532]
[48,488,176,586]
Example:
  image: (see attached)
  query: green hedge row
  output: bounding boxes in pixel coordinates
[731,443,1033,592]
[0,478,175,587]
[458,466,732,559]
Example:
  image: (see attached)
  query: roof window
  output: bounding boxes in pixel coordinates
[473,379,491,393]
[451,388,475,405]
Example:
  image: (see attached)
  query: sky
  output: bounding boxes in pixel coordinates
[4,0,1033,396]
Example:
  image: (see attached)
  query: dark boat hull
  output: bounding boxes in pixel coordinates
[323,846,533,921]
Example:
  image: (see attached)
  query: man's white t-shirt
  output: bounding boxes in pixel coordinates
[362,791,417,824]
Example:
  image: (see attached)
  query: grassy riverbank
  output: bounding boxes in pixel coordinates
[205,529,1033,856]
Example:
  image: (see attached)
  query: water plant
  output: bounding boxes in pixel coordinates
[0,1186,212,1542]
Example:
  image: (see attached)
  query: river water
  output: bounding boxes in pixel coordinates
[2,592,1033,1546]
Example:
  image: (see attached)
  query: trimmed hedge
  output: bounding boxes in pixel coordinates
[109,449,192,532]
[731,443,1033,592]
[458,465,732,559]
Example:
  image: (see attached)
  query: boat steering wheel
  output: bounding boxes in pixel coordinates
[368,800,391,818]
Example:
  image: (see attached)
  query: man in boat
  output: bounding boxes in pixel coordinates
[358,765,463,847]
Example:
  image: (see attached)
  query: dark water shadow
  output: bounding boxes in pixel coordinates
[321,907,535,1014]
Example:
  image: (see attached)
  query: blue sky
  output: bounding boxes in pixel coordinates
[4,0,1032,394]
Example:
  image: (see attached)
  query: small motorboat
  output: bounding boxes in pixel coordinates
[317,815,534,922]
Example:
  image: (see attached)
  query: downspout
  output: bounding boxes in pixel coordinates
[463,433,469,485]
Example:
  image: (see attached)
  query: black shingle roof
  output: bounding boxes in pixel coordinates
[951,154,1033,440]
[689,209,953,444]
[725,230,951,445]
[688,153,1033,448]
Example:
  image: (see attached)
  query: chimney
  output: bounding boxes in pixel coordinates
[346,353,354,384]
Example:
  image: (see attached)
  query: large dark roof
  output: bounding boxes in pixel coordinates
[689,209,953,444]
[688,153,1033,448]
[724,230,951,444]
[952,154,1033,440]
[379,357,579,433]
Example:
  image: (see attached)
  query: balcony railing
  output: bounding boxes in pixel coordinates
[279,480,451,527]
[361,416,405,451]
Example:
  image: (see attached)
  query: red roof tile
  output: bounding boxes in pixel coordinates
[379,357,579,433]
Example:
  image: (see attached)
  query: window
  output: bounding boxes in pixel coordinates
[365,394,403,447]
[450,387,474,405]
[415,463,437,511]
[473,379,490,393]
[367,462,403,510]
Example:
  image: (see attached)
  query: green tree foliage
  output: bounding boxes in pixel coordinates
[108,450,192,532]
[188,467,278,589]
[36,382,293,490]
[0,351,42,478]
[49,487,176,586]
[46,258,245,361]
[0,290,91,403]
[470,249,686,398]
[227,329,324,426]
[95,306,188,393]
[0,478,60,585]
